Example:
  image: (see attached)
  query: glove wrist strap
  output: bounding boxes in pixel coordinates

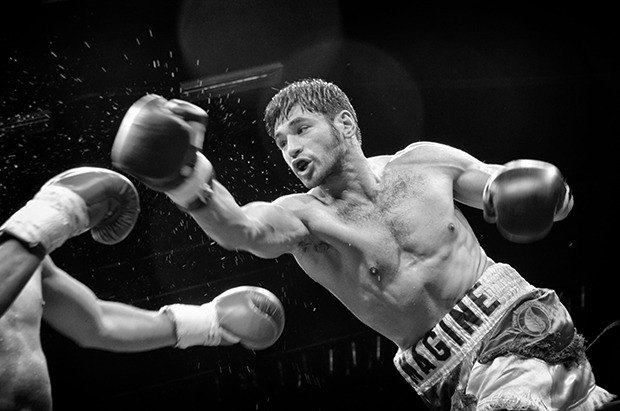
[0,186,89,254]
[166,152,214,210]
[160,302,241,349]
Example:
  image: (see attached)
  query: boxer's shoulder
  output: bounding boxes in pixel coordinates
[274,191,323,209]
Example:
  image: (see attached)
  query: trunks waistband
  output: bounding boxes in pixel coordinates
[393,263,536,394]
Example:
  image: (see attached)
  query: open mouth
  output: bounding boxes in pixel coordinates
[293,159,310,173]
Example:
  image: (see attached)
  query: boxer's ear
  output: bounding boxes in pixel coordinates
[335,110,357,142]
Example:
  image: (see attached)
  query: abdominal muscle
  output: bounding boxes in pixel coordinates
[294,205,491,350]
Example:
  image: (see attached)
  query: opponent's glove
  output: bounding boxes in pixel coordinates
[0,167,140,254]
[111,94,213,210]
[160,286,285,350]
[482,159,573,243]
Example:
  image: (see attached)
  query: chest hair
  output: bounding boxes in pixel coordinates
[335,171,427,237]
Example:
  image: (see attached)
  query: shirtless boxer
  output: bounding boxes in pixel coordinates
[111,79,615,410]
[0,167,285,411]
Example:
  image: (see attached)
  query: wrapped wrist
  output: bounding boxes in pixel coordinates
[159,302,239,349]
[165,152,214,211]
[0,186,89,254]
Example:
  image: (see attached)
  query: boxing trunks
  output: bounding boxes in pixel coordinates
[394,263,616,410]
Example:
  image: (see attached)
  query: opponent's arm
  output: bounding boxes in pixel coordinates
[41,257,285,352]
[41,257,176,352]
[0,167,139,317]
[111,95,309,258]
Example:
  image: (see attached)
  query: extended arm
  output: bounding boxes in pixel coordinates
[111,94,309,258]
[188,182,308,258]
[41,257,176,352]
[0,167,139,317]
[41,257,285,352]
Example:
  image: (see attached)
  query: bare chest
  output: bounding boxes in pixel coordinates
[298,170,457,277]
[334,171,453,246]
[293,169,479,346]
[0,272,49,410]
[0,271,44,345]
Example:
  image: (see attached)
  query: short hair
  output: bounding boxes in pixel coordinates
[264,78,361,143]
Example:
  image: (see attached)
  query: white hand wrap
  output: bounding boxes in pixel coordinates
[165,152,214,209]
[0,185,89,253]
[160,302,240,349]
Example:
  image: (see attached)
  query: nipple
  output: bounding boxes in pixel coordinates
[369,266,381,282]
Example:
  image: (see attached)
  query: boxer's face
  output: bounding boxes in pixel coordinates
[273,105,344,188]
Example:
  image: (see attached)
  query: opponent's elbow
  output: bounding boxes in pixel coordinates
[69,305,122,350]
[69,322,109,350]
[73,334,104,349]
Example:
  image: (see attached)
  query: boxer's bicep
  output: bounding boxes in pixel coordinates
[395,141,501,208]
[42,259,175,351]
[454,163,503,209]
[41,258,106,344]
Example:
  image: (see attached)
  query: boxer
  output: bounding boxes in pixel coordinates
[0,167,285,411]
[111,79,615,410]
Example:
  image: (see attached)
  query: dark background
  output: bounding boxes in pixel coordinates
[1,1,618,410]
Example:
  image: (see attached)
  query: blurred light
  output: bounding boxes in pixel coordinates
[0,110,53,137]
[180,62,283,101]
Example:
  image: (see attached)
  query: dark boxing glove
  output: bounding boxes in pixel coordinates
[111,94,213,210]
[483,160,573,243]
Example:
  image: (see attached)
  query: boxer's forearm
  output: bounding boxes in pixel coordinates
[41,265,176,352]
[0,239,44,317]
[189,180,302,258]
[189,179,268,252]
[87,301,177,352]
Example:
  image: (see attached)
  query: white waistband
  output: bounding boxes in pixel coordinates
[393,263,535,394]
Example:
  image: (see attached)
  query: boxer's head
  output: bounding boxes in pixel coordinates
[265,79,364,189]
[264,78,361,144]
